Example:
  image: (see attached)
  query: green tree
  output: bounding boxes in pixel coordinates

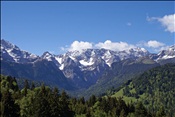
[119,109,126,117]
[1,89,20,117]
[32,85,51,117]
[24,79,29,89]
[60,90,74,117]
[88,95,96,107]
[31,82,35,90]
[50,87,62,117]
[156,106,166,117]
[134,102,147,117]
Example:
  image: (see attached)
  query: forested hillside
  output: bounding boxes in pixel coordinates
[110,63,175,117]
[1,74,172,117]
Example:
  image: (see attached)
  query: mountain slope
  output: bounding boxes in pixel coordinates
[111,63,175,116]
[79,58,159,98]
[1,59,74,90]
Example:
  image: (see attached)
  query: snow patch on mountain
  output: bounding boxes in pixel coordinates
[55,56,63,64]
[69,56,76,61]
[161,55,175,59]
[79,57,94,66]
[59,64,64,70]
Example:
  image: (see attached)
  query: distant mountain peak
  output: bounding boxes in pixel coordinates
[153,45,175,61]
[168,45,175,51]
[1,39,38,63]
[1,39,19,50]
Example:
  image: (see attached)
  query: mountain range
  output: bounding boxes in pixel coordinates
[1,39,175,97]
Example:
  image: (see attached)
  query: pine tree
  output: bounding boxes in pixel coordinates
[33,85,51,117]
[23,79,30,97]
[60,90,74,117]
[79,97,85,105]
[50,87,61,117]
[24,79,29,89]
[31,82,35,90]
[134,102,148,117]
[119,109,126,117]
[156,106,166,117]
[1,89,20,117]
[88,95,96,107]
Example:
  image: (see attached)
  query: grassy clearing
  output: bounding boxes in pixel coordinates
[111,88,137,103]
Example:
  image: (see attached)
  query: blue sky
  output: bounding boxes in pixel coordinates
[1,1,175,55]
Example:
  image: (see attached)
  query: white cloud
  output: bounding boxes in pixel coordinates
[68,41,93,51]
[61,40,169,53]
[145,40,165,48]
[158,14,175,33]
[61,40,136,52]
[60,47,66,51]
[95,40,135,51]
[138,40,168,52]
[126,22,132,26]
[147,14,175,33]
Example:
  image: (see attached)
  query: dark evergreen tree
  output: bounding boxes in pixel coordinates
[1,89,20,117]
[134,102,148,117]
[79,97,85,105]
[119,109,127,117]
[24,79,29,89]
[156,106,166,117]
[33,85,51,117]
[31,81,35,90]
[50,87,61,117]
[88,95,96,107]
[60,90,74,117]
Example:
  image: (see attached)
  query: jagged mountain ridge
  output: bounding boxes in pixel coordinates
[1,39,39,63]
[2,39,175,68]
[1,39,175,91]
[150,45,175,61]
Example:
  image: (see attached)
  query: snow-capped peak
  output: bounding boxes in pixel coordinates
[41,51,54,61]
[1,39,38,63]
[154,45,175,61]
[168,45,175,51]
[1,39,19,50]
[57,47,150,69]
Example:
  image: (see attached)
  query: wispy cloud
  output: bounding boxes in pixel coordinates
[126,22,132,26]
[145,40,165,48]
[147,14,175,33]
